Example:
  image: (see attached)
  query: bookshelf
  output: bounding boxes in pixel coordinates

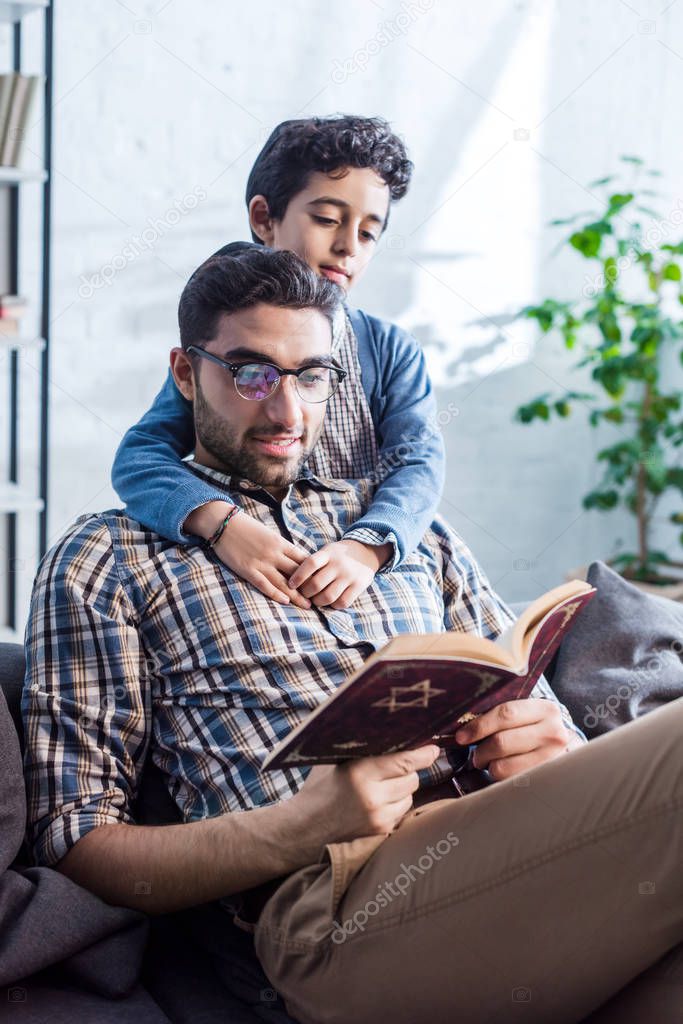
[0,0,52,642]
[0,165,46,182]
[0,2,48,21]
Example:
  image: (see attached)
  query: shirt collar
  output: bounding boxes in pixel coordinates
[189,459,351,497]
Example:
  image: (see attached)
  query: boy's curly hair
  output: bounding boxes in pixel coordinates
[245,115,413,242]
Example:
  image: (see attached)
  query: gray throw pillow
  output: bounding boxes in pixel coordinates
[551,560,683,739]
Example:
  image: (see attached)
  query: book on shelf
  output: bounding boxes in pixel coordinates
[0,294,28,319]
[0,73,41,168]
[0,316,22,335]
[0,295,28,337]
[0,74,15,157]
[262,579,596,771]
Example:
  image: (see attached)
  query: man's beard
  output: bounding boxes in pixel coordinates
[194,380,321,490]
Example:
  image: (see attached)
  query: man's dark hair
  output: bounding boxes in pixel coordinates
[245,115,413,243]
[178,241,341,350]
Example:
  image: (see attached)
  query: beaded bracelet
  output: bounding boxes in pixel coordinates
[206,505,241,549]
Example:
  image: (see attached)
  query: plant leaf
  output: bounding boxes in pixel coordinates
[570,229,602,258]
[583,489,619,510]
[607,192,635,214]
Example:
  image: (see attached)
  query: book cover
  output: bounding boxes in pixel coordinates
[263,581,596,770]
[0,316,21,336]
[0,75,29,167]
[7,75,41,167]
[0,75,17,164]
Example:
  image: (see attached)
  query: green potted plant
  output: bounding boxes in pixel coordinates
[515,156,683,595]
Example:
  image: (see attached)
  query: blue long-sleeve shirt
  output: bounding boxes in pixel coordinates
[111,303,445,565]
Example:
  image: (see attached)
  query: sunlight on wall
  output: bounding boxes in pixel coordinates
[397,2,555,389]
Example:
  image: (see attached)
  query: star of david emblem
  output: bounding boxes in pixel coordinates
[371,677,446,713]
[557,600,581,629]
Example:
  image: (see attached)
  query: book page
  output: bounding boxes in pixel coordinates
[380,631,515,668]
[508,579,593,664]
[378,579,590,669]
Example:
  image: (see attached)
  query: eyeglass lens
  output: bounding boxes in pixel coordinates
[233,364,338,402]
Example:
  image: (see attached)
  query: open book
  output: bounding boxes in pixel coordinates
[263,579,595,770]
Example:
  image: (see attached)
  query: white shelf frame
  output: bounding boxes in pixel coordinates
[0,333,45,352]
[0,1,48,25]
[1,0,51,637]
[0,482,44,513]
[0,167,48,183]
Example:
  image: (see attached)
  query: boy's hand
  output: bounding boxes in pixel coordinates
[186,501,311,609]
[288,539,393,609]
[214,513,313,609]
[454,699,581,781]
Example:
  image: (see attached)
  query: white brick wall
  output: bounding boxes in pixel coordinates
[4,0,683,630]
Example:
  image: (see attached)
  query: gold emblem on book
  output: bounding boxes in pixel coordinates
[371,678,447,712]
[466,669,504,697]
[281,744,326,765]
[558,600,581,628]
[455,711,478,726]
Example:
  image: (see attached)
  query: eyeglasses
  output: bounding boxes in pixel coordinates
[187,346,347,404]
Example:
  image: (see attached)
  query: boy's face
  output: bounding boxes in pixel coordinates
[249,167,391,294]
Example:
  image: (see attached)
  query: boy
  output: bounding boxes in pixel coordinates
[112,115,445,609]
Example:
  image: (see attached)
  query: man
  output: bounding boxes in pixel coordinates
[24,248,683,1024]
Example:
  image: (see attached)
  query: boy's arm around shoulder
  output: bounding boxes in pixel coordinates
[111,368,231,542]
[345,309,446,567]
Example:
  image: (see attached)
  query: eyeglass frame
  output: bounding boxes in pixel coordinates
[186,345,347,404]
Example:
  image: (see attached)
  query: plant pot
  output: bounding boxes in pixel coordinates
[565,564,683,602]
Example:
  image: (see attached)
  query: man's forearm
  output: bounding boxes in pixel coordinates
[57,797,323,915]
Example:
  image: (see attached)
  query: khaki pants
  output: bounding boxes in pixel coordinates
[254,697,683,1024]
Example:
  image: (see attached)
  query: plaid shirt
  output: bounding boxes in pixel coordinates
[307,302,379,481]
[309,303,400,563]
[23,462,582,869]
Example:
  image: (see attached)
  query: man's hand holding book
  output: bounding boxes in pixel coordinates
[455,698,583,781]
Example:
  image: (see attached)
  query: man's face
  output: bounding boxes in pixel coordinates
[171,303,333,498]
[249,167,391,294]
